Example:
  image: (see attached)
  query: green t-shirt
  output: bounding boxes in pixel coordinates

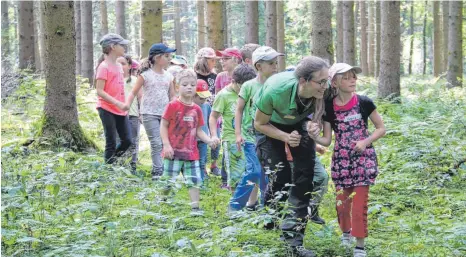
[239,78,263,143]
[212,85,238,142]
[255,71,315,125]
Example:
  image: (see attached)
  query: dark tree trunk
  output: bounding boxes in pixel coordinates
[336,1,344,63]
[265,0,277,49]
[375,1,381,77]
[343,1,355,65]
[81,0,93,86]
[197,0,206,49]
[174,0,182,54]
[18,1,35,70]
[75,0,81,75]
[446,1,463,88]
[100,0,108,36]
[115,0,126,38]
[310,1,333,64]
[422,1,427,75]
[1,1,10,66]
[408,1,414,75]
[360,0,368,75]
[277,0,286,70]
[245,0,259,44]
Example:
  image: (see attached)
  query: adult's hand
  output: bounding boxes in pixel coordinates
[288,130,301,147]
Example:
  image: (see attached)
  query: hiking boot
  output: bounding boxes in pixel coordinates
[309,207,326,225]
[341,232,355,247]
[245,203,258,211]
[292,245,317,257]
[353,248,367,257]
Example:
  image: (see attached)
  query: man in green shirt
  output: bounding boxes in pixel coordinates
[210,64,256,190]
[254,56,330,257]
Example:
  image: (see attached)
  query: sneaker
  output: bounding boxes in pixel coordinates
[341,232,355,247]
[190,207,204,216]
[245,203,258,211]
[292,245,317,257]
[354,248,367,257]
[210,166,221,176]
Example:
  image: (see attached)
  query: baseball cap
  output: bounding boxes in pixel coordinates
[99,33,129,47]
[217,48,242,60]
[149,43,176,56]
[196,79,212,98]
[131,59,140,70]
[252,46,284,66]
[328,63,362,81]
[167,65,183,78]
[171,55,188,66]
[196,47,219,59]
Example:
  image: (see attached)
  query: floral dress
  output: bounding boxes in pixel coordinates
[330,96,379,190]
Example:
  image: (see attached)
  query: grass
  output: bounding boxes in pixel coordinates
[1,75,465,257]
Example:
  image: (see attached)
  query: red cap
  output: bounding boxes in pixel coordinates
[196,79,212,98]
[217,48,242,60]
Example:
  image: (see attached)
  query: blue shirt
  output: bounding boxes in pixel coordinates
[197,103,211,140]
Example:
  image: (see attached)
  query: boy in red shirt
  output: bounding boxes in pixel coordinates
[160,69,220,216]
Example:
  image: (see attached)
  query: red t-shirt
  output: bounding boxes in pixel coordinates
[162,99,205,160]
[334,94,358,112]
[96,60,127,116]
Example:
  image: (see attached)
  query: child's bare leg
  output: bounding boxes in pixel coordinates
[246,186,259,206]
[188,188,200,208]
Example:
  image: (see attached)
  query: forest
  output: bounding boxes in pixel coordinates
[1,1,465,257]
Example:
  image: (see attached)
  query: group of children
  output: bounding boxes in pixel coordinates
[94,32,385,257]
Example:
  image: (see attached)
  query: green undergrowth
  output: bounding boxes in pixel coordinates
[1,75,465,256]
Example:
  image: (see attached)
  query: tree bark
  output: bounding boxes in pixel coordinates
[359,0,368,75]
[33,1,41,72]
[422,1,427,75]
[81,0,93,85]
[343,1,355,65]
[100,0,108,36]
[336,1,344,63]
[115,0,126,38]
[446,1,463,88]
[277,0,286,71]
[197,0,205,49]
[375,1,380,77]
[408,1,414,75]
[133,13,140,58]
[206,0,223,49]
[378,1,400,101]
[265,1,277,49]
[245,0,259,44]
[222,1,228,48]
[18,1,35,70]
[141,1,163,57]
[310,1,333,64]
[442,1,449,73]
[40,1,94,151]
[354,0,359,64]
[174,0,182,54]
[1,1,10,66]
[432,1,441,77]
[368,1,375,76]
[75,1,81,75]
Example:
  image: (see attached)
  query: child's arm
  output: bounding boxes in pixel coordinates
[125,75,144,111]
[196,127,219,149]
[234,97,246,151]
[209,111,221,142]
[308,121,332,147]
[354,110,386,153]
[168,80,176,100]
[96,79,126,110]
[160,118,174,159]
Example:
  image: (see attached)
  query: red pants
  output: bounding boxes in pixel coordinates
[336,186,369,238]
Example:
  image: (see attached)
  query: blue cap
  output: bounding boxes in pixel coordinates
[149,43,176,56]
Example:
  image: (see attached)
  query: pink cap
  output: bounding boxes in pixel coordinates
[196,47,220,59]
[217,48,242,60]
[131,60,140,70]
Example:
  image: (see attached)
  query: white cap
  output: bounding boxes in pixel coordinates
[252,46,284,66]
[328,63,362,81]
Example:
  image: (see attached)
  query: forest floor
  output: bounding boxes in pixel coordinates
[1,75,466,257]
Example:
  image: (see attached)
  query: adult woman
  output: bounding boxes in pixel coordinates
[254,56,329,257]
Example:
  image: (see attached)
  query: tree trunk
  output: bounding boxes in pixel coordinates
[100,0,108,36]
[141,1,163,57]
[422,1,427,75]
[446,1,463,88]
[133,13,140,58]
[408,1,414,75]
[245,0,259,44]
[310,1,333,64]
[206,0,223,49]
[81,0,93,86]
[265,1,277,49]
[174,0,182,54]
[40,1,94,151]
[33,2,41,72]
[222,1,228,48]
[1,1,10,66]
[368,1,374,76]
[75,1,81,75]
[359,0,368,75]
[354,1,359,65]
[197,0,205,49]
[116,0,126,38]
[442,1,449,73]
[432,1,441,77]
[378,1,400,101]
[336,1,344,63]
[343,1,355,65]
[375,1,380,77]
[18,1,35,70]
[277,0,286,71]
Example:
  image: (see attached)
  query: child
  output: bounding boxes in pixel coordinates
[160,69,219,216]
[309,63,386,257]
[194,47,221,176]
[193,79,212,181]
[231,46,283,211]
[209,64,256,192]
[95,33,133,164]
[215,47,243,94]
[117,55,142,172]
[170,55,189,69]
[239,43,261,68]
[124,43,176,180]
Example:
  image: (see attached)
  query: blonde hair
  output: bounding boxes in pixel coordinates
[330,70,357,97]
[175,69,197,85]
